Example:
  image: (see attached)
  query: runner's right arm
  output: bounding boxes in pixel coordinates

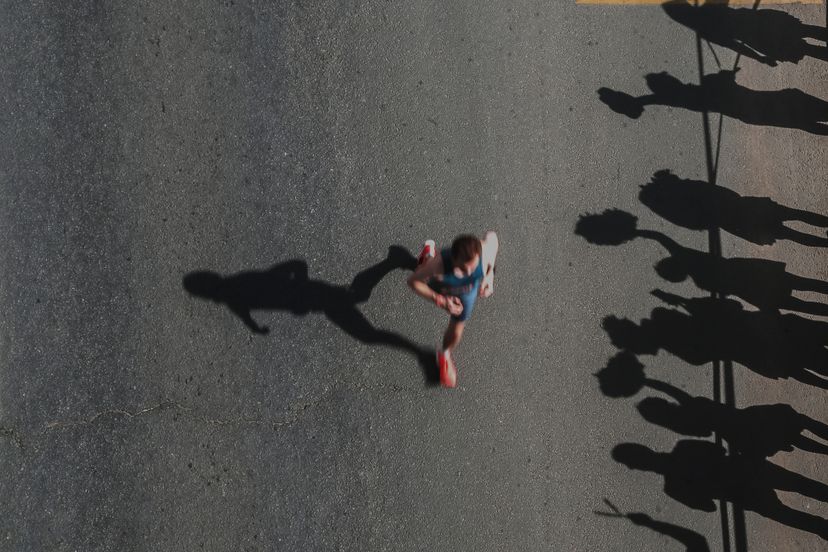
[407,256,443,305]
[407,256,459,313]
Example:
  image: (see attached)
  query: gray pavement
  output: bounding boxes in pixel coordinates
[1,1,826,551]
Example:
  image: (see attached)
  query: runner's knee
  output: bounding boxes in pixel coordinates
[447,320,465,337]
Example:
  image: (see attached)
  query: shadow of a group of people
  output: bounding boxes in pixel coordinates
[579,170,828,546]
[183,245,440,384]
[597,352,828,459]
[598,1,828,135]
[583,3,828,548]
[579,170,828,545]
[662,0,827,67]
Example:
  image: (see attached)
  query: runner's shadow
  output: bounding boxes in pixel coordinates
[598,69,828,135]
[183,245,439,384]
[662,0,828,66]
[613,440,828,540]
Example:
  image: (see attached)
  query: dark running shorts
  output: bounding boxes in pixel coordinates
[429,279,482,322]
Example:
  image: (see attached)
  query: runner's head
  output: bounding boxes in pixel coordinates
[451,235,482,276]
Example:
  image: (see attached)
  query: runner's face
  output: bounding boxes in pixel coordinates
[454,254,480,277]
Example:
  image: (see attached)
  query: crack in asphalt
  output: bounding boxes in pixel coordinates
[1,379,424,449]
[44,402,180,431]
[43,395,327,433]
[0,392,331,450]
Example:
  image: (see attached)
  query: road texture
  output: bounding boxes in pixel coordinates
[1,1,826,551]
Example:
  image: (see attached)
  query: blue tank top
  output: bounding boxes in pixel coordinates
[440,247,484,295]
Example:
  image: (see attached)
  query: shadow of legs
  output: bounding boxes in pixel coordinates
[753,499,828,540]
[325,305,437,384]
[778,226,828,247]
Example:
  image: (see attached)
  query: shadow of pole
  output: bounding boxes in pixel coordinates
[693,0,765,549]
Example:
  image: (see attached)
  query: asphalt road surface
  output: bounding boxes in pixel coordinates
[2,1,826,551]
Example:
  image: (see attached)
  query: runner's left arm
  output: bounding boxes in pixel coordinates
[479,231,499,298]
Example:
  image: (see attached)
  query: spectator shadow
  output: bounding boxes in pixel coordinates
[625,511,710,552]
[601,290,828,389]
[595,351,828,457]
[596,500,711,552]
[640,170,828,247]
[638,391,828,458]
[598,69,828,135]
[576,208,828,316]
[662,0,828,67]
[183,245,439,384]
[613,440,828,540]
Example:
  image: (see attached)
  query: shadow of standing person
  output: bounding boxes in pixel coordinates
[662,0,828,66]
[594,351,828,457]
[640,170,828,247]
[598,69,828,135]
[602,291,828,389]
[183,245,438,383]
[652,248,828,317]
[613,440,828,540]
[637,383,828,458]
[576,208,828,316]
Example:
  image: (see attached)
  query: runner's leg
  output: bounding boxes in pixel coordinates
[442,319,465,352]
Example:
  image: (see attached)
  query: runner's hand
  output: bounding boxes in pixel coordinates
[446,296,463,316]
[435,294,463,315]
[479,274,494,297]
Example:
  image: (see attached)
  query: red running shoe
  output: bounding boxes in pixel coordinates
[437,350,457,388]
[417,239,436,266]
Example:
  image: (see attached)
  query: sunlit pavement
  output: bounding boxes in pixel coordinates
[1,2,825,550]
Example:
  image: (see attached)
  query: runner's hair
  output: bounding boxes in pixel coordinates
[451,235,482,264]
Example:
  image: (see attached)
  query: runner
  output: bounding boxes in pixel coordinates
[407,232,499,387]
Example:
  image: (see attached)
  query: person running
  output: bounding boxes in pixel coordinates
[407,232,499,387]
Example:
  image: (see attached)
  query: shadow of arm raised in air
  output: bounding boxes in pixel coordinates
[628,512,711,552]
[349,245,415,303]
